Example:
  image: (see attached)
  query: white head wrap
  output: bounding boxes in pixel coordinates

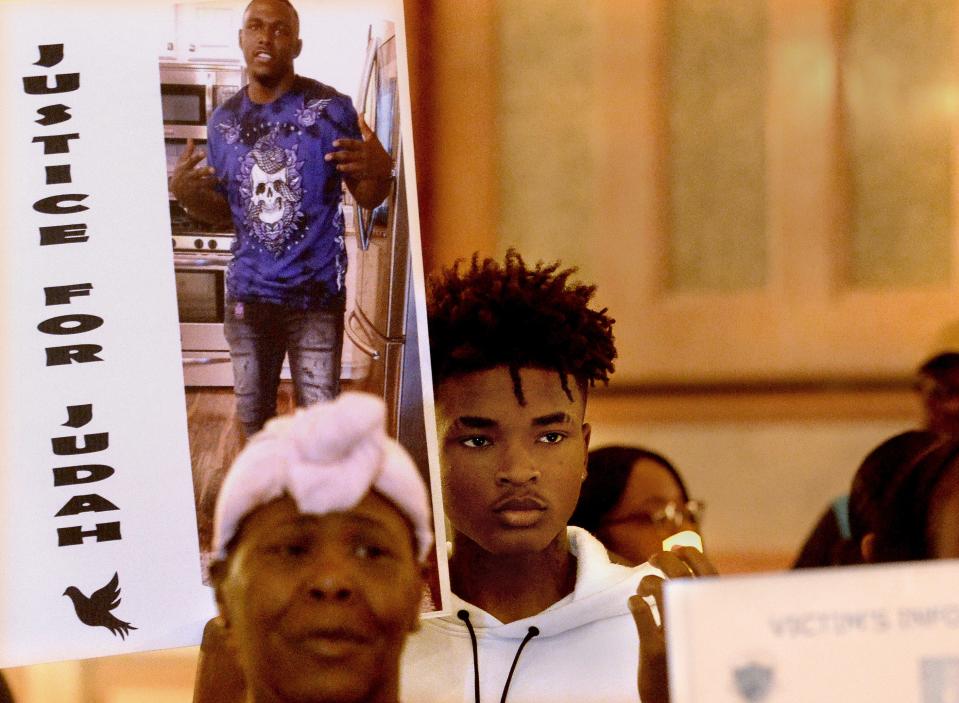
[212,391,433,562]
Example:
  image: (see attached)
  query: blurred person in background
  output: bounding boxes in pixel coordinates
[794,430,945,568]
[915,320,959,437]
[861,435,959,563]
[570,446,704,566]
[846,430,947,564]
[793,322,959,568]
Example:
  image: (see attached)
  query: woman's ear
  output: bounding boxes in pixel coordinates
[860,533,876,563]
[209,558,231,628]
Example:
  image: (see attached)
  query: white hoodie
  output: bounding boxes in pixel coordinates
[400,527,659,703]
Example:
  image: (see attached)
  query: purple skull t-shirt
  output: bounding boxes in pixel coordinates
[206,76,361,310]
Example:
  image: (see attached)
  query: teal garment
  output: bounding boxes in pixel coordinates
[831,494,851,540]
[792,494,858,569]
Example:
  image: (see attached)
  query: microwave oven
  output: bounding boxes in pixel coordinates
[160,62,244,141]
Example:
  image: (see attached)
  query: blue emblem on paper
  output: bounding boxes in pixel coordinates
[921,658,959,703]
[733,663,774,702]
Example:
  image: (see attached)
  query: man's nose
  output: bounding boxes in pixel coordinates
[253,27,273,46]
[495,443,540,486]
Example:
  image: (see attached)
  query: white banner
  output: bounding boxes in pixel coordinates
[0,0,446,669]
[0,1,216,667]
[666,559,959,702]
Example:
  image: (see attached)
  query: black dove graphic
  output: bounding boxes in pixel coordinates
[63,572,137,639]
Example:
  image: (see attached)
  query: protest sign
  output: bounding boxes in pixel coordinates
[666,559,959,702]
[0,0,446,668]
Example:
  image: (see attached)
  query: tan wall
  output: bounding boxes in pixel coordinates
[5,649,198,703]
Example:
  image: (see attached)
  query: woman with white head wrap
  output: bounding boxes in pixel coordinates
[198,391,433,703]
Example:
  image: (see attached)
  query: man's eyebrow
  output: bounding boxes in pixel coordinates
[532,412,573,426]
[454,416,497,429]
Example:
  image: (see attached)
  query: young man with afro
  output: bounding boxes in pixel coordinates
[400,250,682,702]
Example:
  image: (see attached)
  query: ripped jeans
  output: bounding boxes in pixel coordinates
[224,299,344,437]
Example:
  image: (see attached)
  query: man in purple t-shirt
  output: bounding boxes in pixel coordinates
[171,0,392,437]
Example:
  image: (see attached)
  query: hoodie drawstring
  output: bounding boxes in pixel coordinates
[500,624,540,703]
[457,610,481,703]
[457,609,542,703]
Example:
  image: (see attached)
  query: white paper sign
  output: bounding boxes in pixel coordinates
[0,0,445,669]
[665,560,959,703]
[0,1,216,667]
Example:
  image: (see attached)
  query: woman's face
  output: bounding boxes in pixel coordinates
[928,463,959,559]
[596,458,698,566]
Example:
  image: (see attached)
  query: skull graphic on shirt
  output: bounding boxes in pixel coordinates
[238,130,304,255]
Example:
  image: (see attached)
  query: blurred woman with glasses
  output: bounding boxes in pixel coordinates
[569,445,704,566]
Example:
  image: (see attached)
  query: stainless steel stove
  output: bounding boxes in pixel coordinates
[170,211,235,386]
[172,233,235,254]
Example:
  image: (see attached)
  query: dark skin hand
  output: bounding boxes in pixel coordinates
[326,113,393,210]
[169,138,233,229]
[629,547,718,703]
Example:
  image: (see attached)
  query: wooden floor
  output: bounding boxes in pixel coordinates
[185,381,359,553]
[185,383,296,553]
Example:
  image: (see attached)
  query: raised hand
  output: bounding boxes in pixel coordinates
[170,138,218,200]
[630,547,718,703]
[326,114,392,209]
[169,138,231,227]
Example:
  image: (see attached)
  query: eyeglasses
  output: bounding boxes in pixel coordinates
[602,499,706,530]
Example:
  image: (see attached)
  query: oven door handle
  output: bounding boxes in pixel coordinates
[173,255,229,270]
[345,310,381,361]
[182,356,232,366]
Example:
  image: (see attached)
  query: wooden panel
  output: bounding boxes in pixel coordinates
[586,382,919,424]
[842,0,955,288]
[425,1,500,270]
[414,0,959,382]
[666,0,769,291]
[497,1,600,275]
[593,0,959,383]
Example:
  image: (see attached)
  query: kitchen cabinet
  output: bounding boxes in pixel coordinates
[159,4,179,61]
[160,1,242,64]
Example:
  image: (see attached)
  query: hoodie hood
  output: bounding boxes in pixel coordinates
[429,527,660,639]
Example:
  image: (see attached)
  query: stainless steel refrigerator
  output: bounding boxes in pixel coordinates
[347,21,428,468]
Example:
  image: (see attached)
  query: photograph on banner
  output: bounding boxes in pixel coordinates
[0,0,447,671]
[160,0,447,616]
